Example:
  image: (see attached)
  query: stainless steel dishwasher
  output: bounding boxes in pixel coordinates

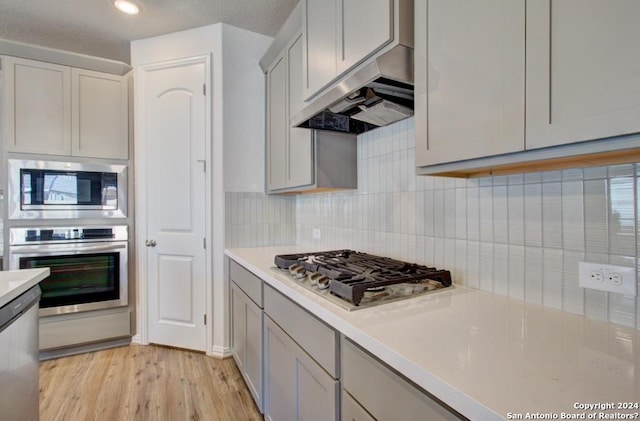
[0,285,41,421]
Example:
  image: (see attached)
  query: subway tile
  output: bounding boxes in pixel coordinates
[508,184,525,245]
[493,244,509,296]
[524,172,543,184]
[584,179,609,253]
[542,183,562,249]
[444,238,456,277]
[466,241,480,289]
[434,190,445,237]
[542,170,562,182]
[479,186,494,242]
[562,181,585,252]
[508,245,526,300]
[562,168,583,181]
[583,166,607,180]
[424,189,435,236]
[524,184,543,247]
[508,174,525,185]
[455,240,467,285]
[424,236,436,266]
[455,188,467,239]
[525,247,543,305]
[608,164,635,178]
[479,242,494,293]
[493,185,508,244]
[608,177,635,256]
[542,248,563,310]
[444,188,456,238]
[416,191,425,236]
[467,186,480,241]
[562,251,585,315]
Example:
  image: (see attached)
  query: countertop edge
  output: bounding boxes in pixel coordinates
[225,248,502,421]
[0,268,50,308]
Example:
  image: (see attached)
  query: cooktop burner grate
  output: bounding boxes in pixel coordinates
[274,250,452,306]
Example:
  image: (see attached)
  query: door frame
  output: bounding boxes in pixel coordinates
[133,54,213,354]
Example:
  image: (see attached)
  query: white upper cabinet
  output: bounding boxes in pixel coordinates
[286,34,314,188]
[525,0,640,150]
[302,0,338,100]
[72,68,129,159]
[337,0,393,73]
[302,0,405,101]
[2,56,129,159]
[266,33,315,192]
[415,0,525,167]
[3,57,72,155]
[266,55,288,191]
[416,0,640,176]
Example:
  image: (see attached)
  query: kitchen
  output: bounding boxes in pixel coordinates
[1,0,640,420]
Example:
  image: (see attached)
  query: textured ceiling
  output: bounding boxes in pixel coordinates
[0,0,298,64]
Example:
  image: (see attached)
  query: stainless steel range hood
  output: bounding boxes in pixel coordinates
[291,44,414,135]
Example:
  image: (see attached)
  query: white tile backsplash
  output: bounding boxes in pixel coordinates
[293,118,640,329]
[225,119,640,329]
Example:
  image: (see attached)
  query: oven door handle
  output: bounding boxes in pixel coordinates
[10,244,127,255]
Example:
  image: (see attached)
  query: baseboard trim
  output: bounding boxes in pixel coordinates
[39,337,131,361]
[209,345,232,359]
[131,334,142,344]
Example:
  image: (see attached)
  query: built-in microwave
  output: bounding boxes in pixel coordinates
[8,159,127,219]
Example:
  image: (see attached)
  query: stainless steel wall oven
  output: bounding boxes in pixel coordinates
[8,159,127,219]
[8,226,128,316]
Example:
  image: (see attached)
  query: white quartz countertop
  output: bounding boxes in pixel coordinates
[226,246,640,421]
[0,268,50,308]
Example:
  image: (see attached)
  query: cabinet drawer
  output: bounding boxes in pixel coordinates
[264,284,338,377]
[342,337,464,420]
[229,260,263,307]
[342,391,375,421]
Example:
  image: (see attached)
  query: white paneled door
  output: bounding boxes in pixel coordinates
[144,57,207,351]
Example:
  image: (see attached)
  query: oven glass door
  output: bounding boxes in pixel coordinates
[11,242,128,316]
[19,252,120,310]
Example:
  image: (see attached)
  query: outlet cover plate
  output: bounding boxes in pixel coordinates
[579,262,637,296]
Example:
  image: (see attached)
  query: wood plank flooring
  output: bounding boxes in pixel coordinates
[39,344,262,421]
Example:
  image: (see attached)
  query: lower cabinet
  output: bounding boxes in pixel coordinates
[263,316,339,421]
[263,284,339,421]
[230,281,263,411]
[341,336,465,421]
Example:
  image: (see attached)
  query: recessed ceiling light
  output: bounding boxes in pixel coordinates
[113,0,141,15]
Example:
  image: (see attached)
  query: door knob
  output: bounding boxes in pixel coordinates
[145,239,157,247]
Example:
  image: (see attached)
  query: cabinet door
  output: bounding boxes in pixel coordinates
[230,282,263,411]
[526,1,640,149]
[72,69,129,159]
[264,315,296,421]
[342,337,462,420]
[415,0,525,167]
[2,56,71,155]
[267,55,287,190]
[264,316,338,421]
[287,33,314,188]
[302,0,338,100]
[244,295,263,410]
[230,283,246,373]
[337,0,392,73]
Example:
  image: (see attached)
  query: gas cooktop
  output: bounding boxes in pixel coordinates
[273,250,452,311]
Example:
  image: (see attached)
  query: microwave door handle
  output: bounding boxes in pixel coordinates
[10,243,127,254]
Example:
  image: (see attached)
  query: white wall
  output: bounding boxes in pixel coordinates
[222,25,271,192]
[131,23,271,357]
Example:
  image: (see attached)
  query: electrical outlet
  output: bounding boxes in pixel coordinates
[579,262,637,296]
[312,228,321,240]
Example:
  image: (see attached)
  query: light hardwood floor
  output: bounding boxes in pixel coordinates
[39,344,262,421]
